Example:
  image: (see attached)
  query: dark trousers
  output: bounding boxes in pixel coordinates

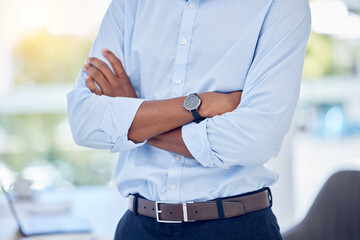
[114,206,283,240]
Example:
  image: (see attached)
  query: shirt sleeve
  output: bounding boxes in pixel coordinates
[181,0,311,168]
[67,0,147,153]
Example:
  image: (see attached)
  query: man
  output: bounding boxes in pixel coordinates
[67,0,311,239]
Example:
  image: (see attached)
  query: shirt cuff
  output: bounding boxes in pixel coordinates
[181,119,223,168]
[100,97,147,153]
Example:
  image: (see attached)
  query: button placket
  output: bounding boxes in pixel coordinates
[166,154,185,201]
[167,0,199,202]
[170,0,199,97]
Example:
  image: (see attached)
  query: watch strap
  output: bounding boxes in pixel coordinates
[191,109,204,124]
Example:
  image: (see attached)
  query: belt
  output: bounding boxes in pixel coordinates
[128,187,272,223]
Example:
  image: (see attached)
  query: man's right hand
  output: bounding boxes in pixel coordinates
[199,91,242,118]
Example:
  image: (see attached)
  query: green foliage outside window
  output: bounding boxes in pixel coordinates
[303,32,359,79]
[13,30,92,85]
[303,33,335,78]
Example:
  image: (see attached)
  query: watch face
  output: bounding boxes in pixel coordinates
[184,94,201,111]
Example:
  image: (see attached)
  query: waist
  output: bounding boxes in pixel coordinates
[115,153,279,201]
[128,187,273,223]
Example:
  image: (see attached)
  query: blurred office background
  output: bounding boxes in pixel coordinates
[0,0,360,234]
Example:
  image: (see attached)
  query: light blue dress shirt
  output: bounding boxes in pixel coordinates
[67,0,311,202]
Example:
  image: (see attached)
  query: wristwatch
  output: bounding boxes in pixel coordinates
[183,93,204,124]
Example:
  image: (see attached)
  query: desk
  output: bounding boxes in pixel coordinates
[0,186,127,240]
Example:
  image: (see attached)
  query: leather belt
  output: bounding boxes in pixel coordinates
[128,188,272,223]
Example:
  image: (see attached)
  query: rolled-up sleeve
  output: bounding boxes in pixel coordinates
[67,0,146,153]
[182,0,311,168]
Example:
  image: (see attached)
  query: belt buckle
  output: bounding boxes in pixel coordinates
[182,201,195,222]
[155,201,195,223]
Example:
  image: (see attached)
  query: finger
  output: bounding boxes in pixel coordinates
[85,76,103,95]
[87,57,116,84]
[83,64,110,91]
[101,48,126,77]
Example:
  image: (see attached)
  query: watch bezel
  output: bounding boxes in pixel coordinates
[183,93,201,111]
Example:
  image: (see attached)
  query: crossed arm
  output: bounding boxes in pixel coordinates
[82,49,242,158]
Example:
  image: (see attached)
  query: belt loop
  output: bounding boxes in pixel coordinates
[133,194,140,216]
[216,198,225,219]
[266,187,273,207]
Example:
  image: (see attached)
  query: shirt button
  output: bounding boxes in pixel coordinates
[181,38,188,45]
[175,78,182,84]
[170,184,177,190]
[175,155,181,161]
[189,2,196,9]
